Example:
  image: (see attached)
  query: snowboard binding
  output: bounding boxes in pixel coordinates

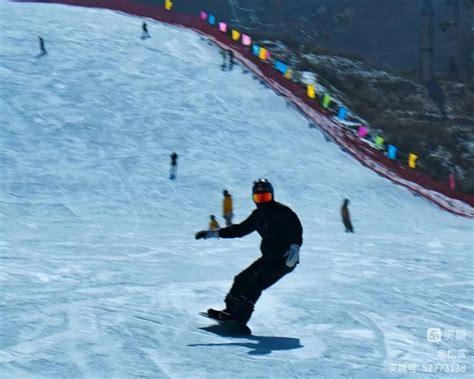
[199,308,252,336]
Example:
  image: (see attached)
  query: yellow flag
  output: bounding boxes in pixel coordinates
[307,84,316,99]
[165,0,173,10]
[284,69,292,80]
[259,48,267,60]
[232,30,240,41]
[408,153,418,168]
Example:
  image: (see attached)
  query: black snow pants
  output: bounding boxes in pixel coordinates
[343,219,354,233]
[224,257,294,323]
[227,257,294,303]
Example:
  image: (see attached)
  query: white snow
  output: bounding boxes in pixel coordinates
[0,1,472,378]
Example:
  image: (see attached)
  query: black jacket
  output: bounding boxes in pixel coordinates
[170,153,178,166]
[218,201,303,261]
[341,204,351,223]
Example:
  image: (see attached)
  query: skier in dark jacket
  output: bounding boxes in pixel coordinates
[38,36,46,54]
[195,179,303,324]
[341,198,354,233]
[142,21,150,39]
[227,49,234,70]
[169,152,178,180]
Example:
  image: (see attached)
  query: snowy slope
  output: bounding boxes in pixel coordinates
[0,1,472,378]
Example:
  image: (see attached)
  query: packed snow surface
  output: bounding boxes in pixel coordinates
[0,1,472,378]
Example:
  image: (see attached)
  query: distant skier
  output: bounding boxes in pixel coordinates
[209,215,220,231]
[141,21,150,39]
[222,190,233,226]
[195,179,303,325]
[38,36,46,55]
[220,49,228,71]
[169,152,178,180]
[227,49,234,70]
[341,198,354,233]
[220,49,234,71]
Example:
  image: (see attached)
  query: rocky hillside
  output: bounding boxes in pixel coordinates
[261,40,474,193]
[168,0,473,80]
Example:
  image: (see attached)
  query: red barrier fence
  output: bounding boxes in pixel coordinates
[14,0,474,218]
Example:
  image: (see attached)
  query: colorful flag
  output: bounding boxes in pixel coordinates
[232,30,240,41]
[218,22,227,32]
[322,93,331,108]
[274,61,288,74]
[408,153,418,168]
[374,135,385,149]
[252,44,260,56]
[388,145,397,160]
[242,34,252,46]
[449,173,455,190]
[337,106,347,120]
[358,126,369,138]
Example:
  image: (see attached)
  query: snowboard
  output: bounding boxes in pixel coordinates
[199,311,251,336]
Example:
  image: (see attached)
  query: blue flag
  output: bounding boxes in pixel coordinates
[388,145,397,160]
[252,45,260,56]
[274,61,288,74]
[337,107,347,120]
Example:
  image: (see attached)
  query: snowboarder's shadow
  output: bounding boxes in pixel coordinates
[189,325,303,355]
[35,51,47,59]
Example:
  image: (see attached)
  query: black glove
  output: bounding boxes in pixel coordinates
[195,230,218,240]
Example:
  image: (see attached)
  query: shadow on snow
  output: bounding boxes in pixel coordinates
[189,325,303,355]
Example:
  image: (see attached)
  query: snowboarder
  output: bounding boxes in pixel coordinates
[38,36,46,55]
[209,215,220,231]
[169,152,178,180]
[141,21,150,39]
[195,179,303,325]
[222,190,233,226]
[341,198,354,233]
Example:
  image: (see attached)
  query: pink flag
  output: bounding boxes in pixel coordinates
[449,173,455,191]
[200,11,207,20]
[219,22,227,32]
[358,126,368,138]
[242,34,252,46]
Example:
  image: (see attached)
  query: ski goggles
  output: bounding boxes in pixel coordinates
[252,192,273,204]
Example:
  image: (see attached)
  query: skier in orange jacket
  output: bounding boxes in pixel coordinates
[222,190,233,226]
[209,215,220,231]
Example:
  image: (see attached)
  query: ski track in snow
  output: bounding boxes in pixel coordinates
[0,1,473,378]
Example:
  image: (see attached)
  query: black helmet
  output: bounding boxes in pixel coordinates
[252,178,274,196]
